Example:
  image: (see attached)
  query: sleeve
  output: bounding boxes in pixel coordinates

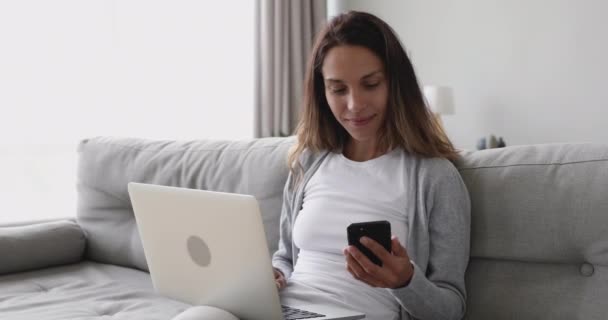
[388,163,471,320]
[271,171,296,279]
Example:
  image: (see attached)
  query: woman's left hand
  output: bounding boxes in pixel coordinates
[343,236,414,289]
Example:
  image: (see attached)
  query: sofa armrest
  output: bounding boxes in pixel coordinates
[0,216,75,228]
[0,220,86,275]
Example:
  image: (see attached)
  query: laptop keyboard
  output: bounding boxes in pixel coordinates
[282,305,326,319]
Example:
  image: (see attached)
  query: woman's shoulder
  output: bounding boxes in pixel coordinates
[401,150,461,182]
[399,153,468,203]
[297,148,330,170]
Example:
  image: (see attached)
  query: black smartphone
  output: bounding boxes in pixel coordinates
[347,220,391,267]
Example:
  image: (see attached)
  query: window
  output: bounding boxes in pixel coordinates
[0,0,254,223]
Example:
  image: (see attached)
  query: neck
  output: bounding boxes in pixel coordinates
[343,139,385,162]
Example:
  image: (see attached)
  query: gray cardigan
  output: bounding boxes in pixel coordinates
[272,149,471,320]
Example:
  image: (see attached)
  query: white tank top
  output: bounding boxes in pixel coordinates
[285,148,409,320]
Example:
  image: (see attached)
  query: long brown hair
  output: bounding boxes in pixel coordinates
[288,11,458,183]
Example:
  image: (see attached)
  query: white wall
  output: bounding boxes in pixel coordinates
[329,0,608,149]
[0,0,253,223]
[0,0,253,144]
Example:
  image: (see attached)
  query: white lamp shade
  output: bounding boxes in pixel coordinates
[423,85,455,115]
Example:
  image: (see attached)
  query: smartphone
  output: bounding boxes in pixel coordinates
[347,220,391,267]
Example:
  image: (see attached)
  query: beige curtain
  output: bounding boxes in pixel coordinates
[254,0,327,138]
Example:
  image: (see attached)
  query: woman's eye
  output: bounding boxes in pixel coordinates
[330,87,347,94]
[364,82,380,89]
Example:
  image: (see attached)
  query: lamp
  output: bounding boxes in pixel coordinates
[423,85,455,129]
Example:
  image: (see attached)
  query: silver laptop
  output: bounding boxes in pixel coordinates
[128,182,365,320]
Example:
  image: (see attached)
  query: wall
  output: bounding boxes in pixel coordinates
[0,0,253,223]
[0,0,254,145]
[329,0,608,149]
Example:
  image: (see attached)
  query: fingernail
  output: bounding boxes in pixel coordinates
[360,237,368,244]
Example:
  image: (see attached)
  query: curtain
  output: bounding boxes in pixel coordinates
[254,0,327,137]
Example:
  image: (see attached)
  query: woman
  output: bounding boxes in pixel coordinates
[272,11,470,320]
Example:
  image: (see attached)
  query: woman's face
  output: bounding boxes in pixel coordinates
[322,45,389,144]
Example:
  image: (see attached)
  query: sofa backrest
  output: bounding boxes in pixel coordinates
[77,137,293,271]
[77,137,608,318]
[456,143,608,319]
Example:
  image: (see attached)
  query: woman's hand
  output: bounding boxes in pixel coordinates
[343,236,414,289]
[273,268,287,290]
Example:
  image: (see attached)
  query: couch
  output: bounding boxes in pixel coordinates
[0,137,607,319]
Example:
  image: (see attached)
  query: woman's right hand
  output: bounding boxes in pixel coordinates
[273,268,287,290]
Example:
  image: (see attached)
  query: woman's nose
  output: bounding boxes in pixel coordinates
[347,90,366,113]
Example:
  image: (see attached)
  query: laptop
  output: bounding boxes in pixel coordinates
[128,182,365,320]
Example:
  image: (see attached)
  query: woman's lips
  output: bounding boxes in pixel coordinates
[348,114,376,127]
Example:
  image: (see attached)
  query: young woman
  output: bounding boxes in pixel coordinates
[272,11,470,320]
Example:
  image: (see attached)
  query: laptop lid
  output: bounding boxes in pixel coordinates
[128,182,283,320]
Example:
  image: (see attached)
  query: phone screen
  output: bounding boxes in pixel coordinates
[347,220,391,266]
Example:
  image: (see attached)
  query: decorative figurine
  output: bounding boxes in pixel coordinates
[476,137,487,150]
[476,135,507,150]
[497,137,506,148]
[488,135,498,148]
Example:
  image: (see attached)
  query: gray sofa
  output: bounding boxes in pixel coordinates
[0,137,607,319]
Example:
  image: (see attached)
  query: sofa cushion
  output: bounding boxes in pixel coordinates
[0,261,189,319]
[0,220,85,275]
[456,143,608,319]
[77,137,294,271]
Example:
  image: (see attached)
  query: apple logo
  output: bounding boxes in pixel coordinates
[187,235,212,267]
